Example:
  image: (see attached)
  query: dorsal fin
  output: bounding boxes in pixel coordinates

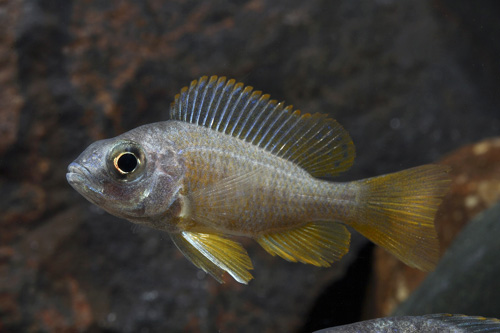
[170,75,355,177]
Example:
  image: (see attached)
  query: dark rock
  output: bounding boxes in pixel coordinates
[315,314,500,333]
[1,0,500,332]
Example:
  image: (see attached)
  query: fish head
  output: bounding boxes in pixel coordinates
[66,127,185,224]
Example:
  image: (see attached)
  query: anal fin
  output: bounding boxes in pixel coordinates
[170,231,253,284]
[256,222,351,267]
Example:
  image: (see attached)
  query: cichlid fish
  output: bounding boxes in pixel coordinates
[314,314,500,333]
[67,75,450,284]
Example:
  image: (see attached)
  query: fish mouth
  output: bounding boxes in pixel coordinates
[66,162,90,186]
[66,162,104,203]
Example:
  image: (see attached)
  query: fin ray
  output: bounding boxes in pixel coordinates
[170,232,225,283]
[256,222,351,267]
[186,169,262,228]
[349,164,451,271]
[171,231,253,284]
[170,75,355,177]
[188,169,260,209]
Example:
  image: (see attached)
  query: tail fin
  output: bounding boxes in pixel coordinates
[349,165,450,271]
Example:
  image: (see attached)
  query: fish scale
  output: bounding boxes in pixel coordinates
[171,122,348,234]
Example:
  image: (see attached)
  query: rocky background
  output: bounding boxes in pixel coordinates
[1,0,499,332]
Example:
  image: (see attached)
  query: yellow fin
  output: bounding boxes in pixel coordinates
[170,231,253,284]
[170,233,225,283]
[170,75,355,177]
[350,164,451,271]
[256,222,351,267]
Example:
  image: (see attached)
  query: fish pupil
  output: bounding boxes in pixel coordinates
[116,152,138,174]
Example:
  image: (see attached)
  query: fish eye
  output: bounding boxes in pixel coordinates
[108,141,146,181]
[114,152,139,174]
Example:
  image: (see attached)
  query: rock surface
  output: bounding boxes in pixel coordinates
[365,137,500,318]
[393,202,500,317]
[1,0,499,332]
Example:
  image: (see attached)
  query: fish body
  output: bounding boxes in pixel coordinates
[67,76,450,284]
[165,121,356,236]
[314,314,500,333]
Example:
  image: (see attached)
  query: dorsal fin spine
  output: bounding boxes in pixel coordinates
[254,102,284,146]
[217,79,239,131]
[194,76,211,125]
[272,110,304,155]
[192,76,207,124]
[173,87,188,121]
[228,86,255,136]
[262,106,294,151]
[274,109,303,154]
[203,77,222,127]
[199,77,216,126]
[212,80,228,131]
[224,85,253,134]
[231,90,261,137]
[246,98,276,144]
[214,80,239,132]
[240,94,271,141]
[180,87,189,122]
[190,77,200,123]
[185,80,198,123]
[208,77,228,129]
[220,82,243,133]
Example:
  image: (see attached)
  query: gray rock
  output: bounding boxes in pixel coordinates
[394,203,500,316]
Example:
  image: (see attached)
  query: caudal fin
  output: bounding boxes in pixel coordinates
[349,165,450,271]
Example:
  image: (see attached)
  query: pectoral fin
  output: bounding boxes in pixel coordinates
[186,169,261,225]
[256,221,351,267]
[170,231,253,284]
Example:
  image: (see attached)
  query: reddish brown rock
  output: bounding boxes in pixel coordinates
[0,0,23,155]
[365,137,500,318]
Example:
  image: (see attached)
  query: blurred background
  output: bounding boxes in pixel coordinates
[1,0,499,332]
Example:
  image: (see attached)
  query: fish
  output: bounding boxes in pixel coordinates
[66,75,450,284]
[314,314,500,333]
